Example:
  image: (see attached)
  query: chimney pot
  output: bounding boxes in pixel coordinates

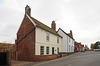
[70,30,73,38]
[25,5,31,16]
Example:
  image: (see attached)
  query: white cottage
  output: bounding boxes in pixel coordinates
[57,28,75,53]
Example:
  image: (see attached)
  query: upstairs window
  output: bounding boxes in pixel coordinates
[57,37,59,43]
[69,38,70,43]
[46,33,49,41]
[72,40,74,44]
[69,45,70,52]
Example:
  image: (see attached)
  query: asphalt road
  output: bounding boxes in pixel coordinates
[23,51,100,66]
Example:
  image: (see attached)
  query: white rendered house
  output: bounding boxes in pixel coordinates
[57,28,75,53]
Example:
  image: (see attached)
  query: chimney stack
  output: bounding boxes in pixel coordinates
[25,5,31,16]
[70,30,73,38]
[51,20,56,31]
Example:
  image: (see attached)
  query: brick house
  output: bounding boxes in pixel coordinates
[15,5,62,61]
[85,45,89,51]
[57,28,75,54]
[74,42,85,52]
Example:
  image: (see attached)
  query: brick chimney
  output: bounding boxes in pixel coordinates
[25,5,31,16]
[70,30,73,38]
[51,20,56,31]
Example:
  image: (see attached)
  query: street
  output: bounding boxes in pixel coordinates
[22,51,100,66]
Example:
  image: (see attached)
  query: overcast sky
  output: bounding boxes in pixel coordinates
[0,0,100,48]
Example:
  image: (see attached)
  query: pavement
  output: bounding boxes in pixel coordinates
[12,51,100,66]
[11,60,33,66]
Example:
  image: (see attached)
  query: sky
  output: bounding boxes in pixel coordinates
[0,0,100,48]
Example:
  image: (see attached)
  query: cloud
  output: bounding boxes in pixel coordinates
[0,0,24,43]
[0,0,100,48]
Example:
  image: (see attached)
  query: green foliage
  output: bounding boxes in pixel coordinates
[91,44,95,49]
[9,47,15,52]
[94,41,100,49]
[92,41,100,49]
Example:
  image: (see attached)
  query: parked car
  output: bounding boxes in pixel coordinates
[81,50,85,52]
[94,49,100,52]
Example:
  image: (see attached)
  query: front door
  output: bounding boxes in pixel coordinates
[52,47,54,55]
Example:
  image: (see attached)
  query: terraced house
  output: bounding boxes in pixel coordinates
[15,5,62,61]
[57,28,75,54]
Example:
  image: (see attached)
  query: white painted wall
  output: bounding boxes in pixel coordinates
[35,27,62,55]
[58,29,74,53]
[67,37,74,52]
[57,29,68,52]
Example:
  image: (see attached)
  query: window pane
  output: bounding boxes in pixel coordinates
[57,37,59,43]
[46,47,49,54]
[69,38,70,43]
[57,47,59,53]
[40,46,44,55]
[46,33,49,41]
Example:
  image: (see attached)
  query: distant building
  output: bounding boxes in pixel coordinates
[85,45,89,51]
[57,28,75,53]
[74,42,85,52]
[15,5,62,61]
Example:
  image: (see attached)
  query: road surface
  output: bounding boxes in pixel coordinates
[22,51,100,66]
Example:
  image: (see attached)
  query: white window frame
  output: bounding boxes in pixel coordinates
[40,46,44,55]
[57,47,59,53]
[57,37,59,43]
[69,37,70,43]
[46,47,49,55]
[46,33,49,41]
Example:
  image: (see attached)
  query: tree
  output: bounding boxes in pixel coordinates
[91,44,95,49]
[93,41,100,49]
[95,41,100,49]
[91,41,100,50]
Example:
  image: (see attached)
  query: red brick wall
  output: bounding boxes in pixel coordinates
[74,44,81,52]
[62,54,67,57]
[33,54,58,61]
[16,15,35,61]
[85,45,89,51]
[11,52,16,60]
[11,45,16,60]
